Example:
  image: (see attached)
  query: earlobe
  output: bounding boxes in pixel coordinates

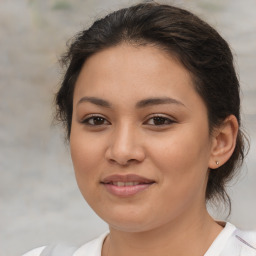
[208,115,239,169]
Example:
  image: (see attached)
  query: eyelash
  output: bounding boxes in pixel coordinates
[81,114,176,127]
[144,115,176,126]
[81,114,110,126]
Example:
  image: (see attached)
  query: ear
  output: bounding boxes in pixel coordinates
[208,115,239,169]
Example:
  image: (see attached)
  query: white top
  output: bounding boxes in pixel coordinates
[23,222,256,256]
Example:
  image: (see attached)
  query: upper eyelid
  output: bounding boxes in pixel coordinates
[142,115,176,127]
[81,114,110,124]
[80,113,176,123]
[144,113,176,121]
[82,113,108,120]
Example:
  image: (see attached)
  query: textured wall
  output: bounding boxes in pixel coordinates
[0,1,255,255]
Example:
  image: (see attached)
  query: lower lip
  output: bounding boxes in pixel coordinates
[103,183,153,197]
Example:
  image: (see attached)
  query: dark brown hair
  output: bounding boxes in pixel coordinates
[55,2,247,209]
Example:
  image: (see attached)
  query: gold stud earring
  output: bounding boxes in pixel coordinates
[216,161,219,165]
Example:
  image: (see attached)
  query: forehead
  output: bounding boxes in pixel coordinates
[79,44,191,80]
[73,44,203,110]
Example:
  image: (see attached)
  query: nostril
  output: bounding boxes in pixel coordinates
[108,158,137,166]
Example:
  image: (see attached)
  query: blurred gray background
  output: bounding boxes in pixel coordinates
[0,0,255,255]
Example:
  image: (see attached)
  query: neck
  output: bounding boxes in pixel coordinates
[103,209,223,256]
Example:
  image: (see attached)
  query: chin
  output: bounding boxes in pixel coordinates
[99,210,160,233]
[108,219,154,233]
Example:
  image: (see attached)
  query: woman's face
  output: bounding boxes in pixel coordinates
[70,44,214,232]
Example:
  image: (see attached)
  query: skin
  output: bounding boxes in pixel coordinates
[70,44,238,256]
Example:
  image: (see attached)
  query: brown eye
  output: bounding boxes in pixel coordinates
[145,116,174,126]
[153,117,169,125]
[82,116,110,126]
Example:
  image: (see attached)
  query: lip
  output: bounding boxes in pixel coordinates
[101,174,155,184]
[101,174,155,197]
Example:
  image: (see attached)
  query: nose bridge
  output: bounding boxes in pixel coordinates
[114,122,135,151]
[106,121,145,165]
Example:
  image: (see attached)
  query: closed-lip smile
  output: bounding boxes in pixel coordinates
[101,174,155,197]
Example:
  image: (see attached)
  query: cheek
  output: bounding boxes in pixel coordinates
[71,138,95,174]
[148,126,210,189]
[70,124,106,166]
[69,129,105,194]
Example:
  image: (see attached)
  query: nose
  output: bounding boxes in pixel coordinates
[105,124,146,166]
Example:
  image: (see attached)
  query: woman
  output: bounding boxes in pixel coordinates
[24,2,256,256]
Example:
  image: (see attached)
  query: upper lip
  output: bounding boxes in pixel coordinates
[101,174,155,184]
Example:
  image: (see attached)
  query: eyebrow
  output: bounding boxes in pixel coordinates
[77,96,185,108]
[136,97,185,108]
[77,97,111,108]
